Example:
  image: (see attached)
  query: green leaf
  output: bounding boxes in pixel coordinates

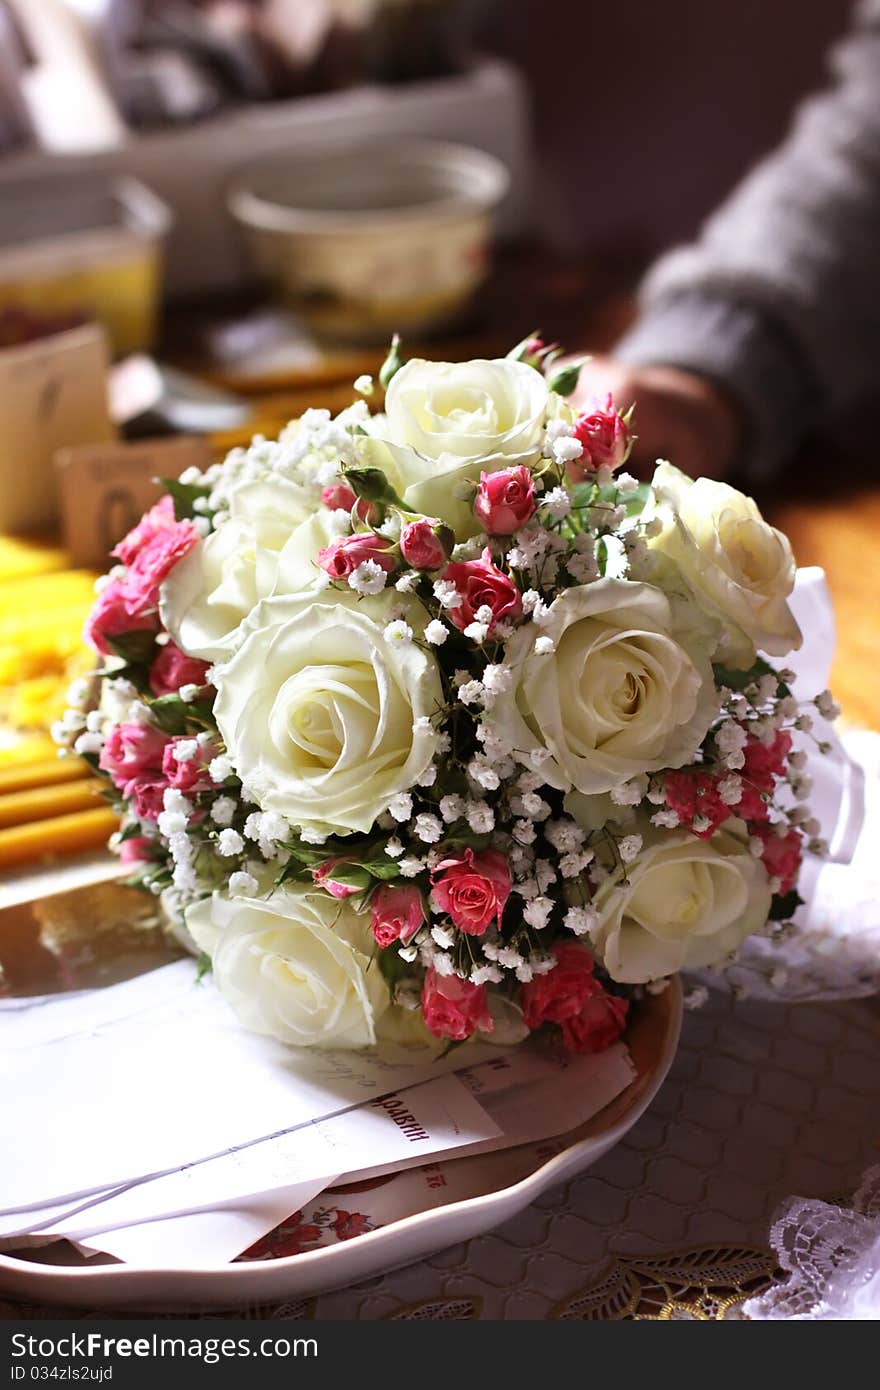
[105,629,157,668]
[147,692,218,736]
[712,656,786,693]
[547,357,587,396]
[507,330,540,362]
[160,477,210,522]
[317,863,373,892]
[378,333,405,390]
[569,481,597,510]
[769,889,804,921]
[376,943,410,992]
[341,465,406,509]
[196,951,213,981]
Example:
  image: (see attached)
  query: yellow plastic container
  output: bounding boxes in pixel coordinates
[0,175,171,355]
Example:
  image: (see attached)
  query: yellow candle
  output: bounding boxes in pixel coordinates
[0,734,57,767]
[0,756,92,796]
[0,776,107,829]
[0,805,119,869]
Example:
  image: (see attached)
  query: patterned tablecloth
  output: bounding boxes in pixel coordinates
[3,983,878,1322]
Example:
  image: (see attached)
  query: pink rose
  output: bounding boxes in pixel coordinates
[570,394,632,479]
[149,641,211,698]
[99,723,169,791]
[118,835,155,866]
[112,495,176,566]
[442,549,523,636]
[421,969,493,1042]
[161,736,216,795]
[473,466,536,535]
[370,884,425,947]
[562,988,629,1054]
[127,779,167,823]
[321,483,376,523]
[84,579,159,657]
[313,856,361,900]
[321,482,358,513]
[122,520,200,617]
[521,941,628,1053]
[431,847,511,936]
[317,532,396,582]
[753,824,803,895]
[399,518,449,571]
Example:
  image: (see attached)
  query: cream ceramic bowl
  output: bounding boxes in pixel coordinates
[227,141,509,343]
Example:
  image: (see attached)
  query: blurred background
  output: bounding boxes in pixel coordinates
[0,0,863,871]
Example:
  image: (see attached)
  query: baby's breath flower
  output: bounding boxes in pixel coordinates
[440,794,465,823]
[551,436,584,467]
[433,578,463,609]
[349,559,387,595]
[217,828,245,857]
[229,871,259,897]
[610,779,644,807]
[470,963,503,986]
[388,792,413,822]
[414,813,443,844]
[209,755,234,784]
[465,800,495,833]
[542,486,572,520]
[210,796,237,826]
[618,834,643,863]
[564,905,598,937]
[399,856,425,878]
[424,619,448,645]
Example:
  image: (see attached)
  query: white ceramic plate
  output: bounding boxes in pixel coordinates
[0,982,681,1311]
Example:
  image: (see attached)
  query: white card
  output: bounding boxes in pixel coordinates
[0,959,497,1212]
[75,1178,335,1269]
[4,1072,499,1244]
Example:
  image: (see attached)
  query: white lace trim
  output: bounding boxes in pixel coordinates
[744,1166,880,1320]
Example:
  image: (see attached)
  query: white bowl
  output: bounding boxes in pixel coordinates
[228,141,509,342]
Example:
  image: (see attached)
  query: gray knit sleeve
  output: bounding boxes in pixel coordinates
[615,0,880,478]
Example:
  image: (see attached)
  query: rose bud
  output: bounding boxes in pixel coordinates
[400,517,451,571]
[521,941,628,1053]
[317,531,396,582]
[441,549,523,635]
[313,856,363,900]
[422,969,493,1041]
[321,482,377,524]
[570,394,632,478]
[370,884,425,947]
[473,466,536,535]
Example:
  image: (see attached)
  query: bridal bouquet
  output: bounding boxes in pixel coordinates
[59,339,836,1053]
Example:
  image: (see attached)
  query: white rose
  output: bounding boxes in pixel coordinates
[492,578,717,794]
[646,461,801,666]
[214,589,442,835]
[161,477,319,660]
[589,826,772,981]
[366,357,549,538]
[186,886,387,1048]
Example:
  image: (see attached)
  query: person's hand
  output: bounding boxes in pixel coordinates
[568,355,744,481]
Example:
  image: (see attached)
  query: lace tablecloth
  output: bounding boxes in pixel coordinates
[4,983,878,1321]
